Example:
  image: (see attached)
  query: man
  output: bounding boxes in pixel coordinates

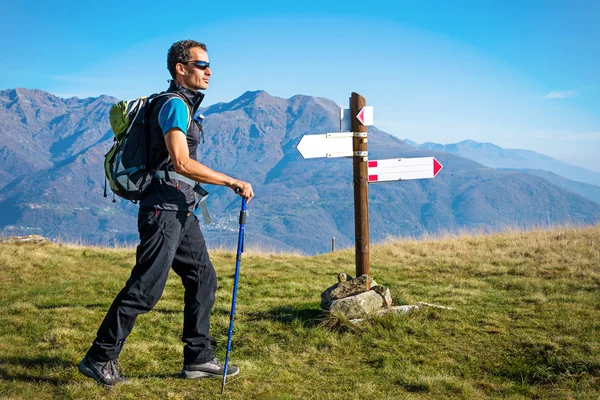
[79,40,253,386]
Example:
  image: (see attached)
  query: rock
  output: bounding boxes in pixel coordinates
[331,274,372,298]
[349,318,366,324]
[349,305,420,324]
[386,305,419,315]
[349,303,454,324]
[416,302,454,310]
[321,285,338,309]
[329,290,384,319]
[321,274,374,309]
[372,285,393,308]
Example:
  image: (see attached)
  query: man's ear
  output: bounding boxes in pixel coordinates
[176,63,187,77]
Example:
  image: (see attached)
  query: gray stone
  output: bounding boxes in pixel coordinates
[372,285,393,308]
[387,305,419,315]
[330,274,372,298]
[350,305,420,324]
[416,302,454,310]
[320,285,338,309]
[350,303,454,324]
[329,290,384,319]
[349,318,366,324]
[321,274,374,309]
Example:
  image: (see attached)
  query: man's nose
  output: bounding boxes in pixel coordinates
[205,67,212,76]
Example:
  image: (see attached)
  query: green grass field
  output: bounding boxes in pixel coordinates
[1,226,599,399]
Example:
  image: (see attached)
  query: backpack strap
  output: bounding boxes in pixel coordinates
[150,92,193,178]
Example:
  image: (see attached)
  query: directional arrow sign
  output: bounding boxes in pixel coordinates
[367,157,443,183]
[356,106,374,126]
[296,133,353,159]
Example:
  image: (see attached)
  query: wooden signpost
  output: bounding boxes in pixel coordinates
[350,93,370,277]
[296,92,443,279]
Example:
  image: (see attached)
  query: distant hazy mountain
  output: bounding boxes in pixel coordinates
[409,139,600,187]
[499,168,600,205]
[1,88,598,254]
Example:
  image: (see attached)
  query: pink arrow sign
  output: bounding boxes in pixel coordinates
[355,106,373,126]
[433,158,443,176]
[367,157,443,183]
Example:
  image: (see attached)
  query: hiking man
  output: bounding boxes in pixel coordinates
[79,40,254,386]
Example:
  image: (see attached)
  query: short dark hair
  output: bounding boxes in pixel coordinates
[167,40,207,79]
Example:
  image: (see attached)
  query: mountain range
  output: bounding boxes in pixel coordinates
[0,88,598,254]
[407,139,600,187]
[406,139,600,206]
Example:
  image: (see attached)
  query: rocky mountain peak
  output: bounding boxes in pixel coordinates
[205,90,282,114]
[1,88,59,105]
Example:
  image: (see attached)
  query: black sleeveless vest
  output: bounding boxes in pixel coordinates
[139,81,205,212]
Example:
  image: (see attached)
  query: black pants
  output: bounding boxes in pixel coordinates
[87,206,217,365]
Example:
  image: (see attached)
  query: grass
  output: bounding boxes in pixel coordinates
[0,225,599,399]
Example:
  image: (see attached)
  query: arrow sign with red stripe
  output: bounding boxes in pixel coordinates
[367,157,443,183]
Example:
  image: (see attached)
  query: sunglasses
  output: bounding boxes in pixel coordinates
[183,60,210,70]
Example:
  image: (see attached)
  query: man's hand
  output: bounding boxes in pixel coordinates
[229,179,254,202]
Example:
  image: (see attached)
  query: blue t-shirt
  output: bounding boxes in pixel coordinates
[158,97,190,135]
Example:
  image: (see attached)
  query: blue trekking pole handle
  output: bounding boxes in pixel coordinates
[221,197,246,394]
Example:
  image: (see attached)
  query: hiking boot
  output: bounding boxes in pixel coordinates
[78,354,127,386]
[181,358,239,379]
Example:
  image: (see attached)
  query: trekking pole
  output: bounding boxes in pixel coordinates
[221,197,247,394]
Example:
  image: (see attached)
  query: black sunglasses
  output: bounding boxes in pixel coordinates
[183,60,210,70]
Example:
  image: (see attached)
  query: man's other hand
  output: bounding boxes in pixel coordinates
[230,180,254,202]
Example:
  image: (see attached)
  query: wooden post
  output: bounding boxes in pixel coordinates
[350,92,370,278]
[332,237,335,252]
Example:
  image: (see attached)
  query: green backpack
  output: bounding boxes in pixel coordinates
[103,93,212,223]
[104,93,184,202]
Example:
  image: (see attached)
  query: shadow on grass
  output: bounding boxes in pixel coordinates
[0,356,74,385]
[245,305,323,327]
[1,356,190,383]
[35,303,106,310]
[493,343,600,386]
[127,372,182,379]
[153,308,181,315]
[35,303,181,316]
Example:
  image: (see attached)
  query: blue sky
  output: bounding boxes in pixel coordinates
[2,0,599,171]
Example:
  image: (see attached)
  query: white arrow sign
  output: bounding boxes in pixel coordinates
[367,157,443,183]
[296,133,353,159]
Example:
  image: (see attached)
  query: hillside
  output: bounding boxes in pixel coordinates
[1,88,599,254]
[500,168,600,205]
[0,225,598,398]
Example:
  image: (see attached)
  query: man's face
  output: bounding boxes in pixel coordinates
[177,47,211,91]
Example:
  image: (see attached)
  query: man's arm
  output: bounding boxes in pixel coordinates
[164,128,254,201]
